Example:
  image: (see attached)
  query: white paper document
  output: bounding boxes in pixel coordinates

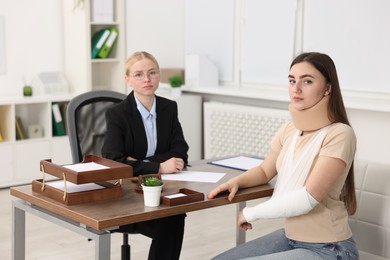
[161,171,225,183]
[46,180,105,193]
[209,156,264,171]
[164,193,187,199]
[63,162,109,172]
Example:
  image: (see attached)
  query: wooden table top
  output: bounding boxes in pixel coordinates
[10,160,273,230]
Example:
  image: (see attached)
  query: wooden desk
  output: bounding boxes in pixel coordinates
[11,160,273,260]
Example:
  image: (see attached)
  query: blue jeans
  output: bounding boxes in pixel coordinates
[211,229,359,260]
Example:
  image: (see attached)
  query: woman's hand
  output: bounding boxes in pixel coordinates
[207,180,239,201]
[159,157,184,174]
[238,211,252,231]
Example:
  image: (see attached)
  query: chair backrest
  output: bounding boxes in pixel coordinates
[349,160,390,259]
[66,90,127,163]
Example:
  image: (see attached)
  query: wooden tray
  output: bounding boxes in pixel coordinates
[40,155,133,184]
[162,188,204,206]
[32,179,123,205]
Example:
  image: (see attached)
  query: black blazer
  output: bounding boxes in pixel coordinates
[102,91,189,176]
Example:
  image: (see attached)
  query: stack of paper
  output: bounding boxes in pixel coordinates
[162,171,225,183]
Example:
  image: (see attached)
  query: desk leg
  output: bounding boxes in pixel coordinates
[236,201,246,246]
[95,231,111,260]
[12,201,26,260]
[11,199,111,260]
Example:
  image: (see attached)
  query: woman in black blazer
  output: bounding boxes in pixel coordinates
[102,51,189,260]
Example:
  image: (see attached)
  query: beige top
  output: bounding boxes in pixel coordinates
[269,121,356,242]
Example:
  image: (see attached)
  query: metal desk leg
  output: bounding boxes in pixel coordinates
[236,201,246,245]
[12,201,25,260]
[95,231,111,260]
[11,199,111,260]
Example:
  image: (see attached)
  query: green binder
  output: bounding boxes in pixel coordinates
[97,27,118,59]
[91,28,111,59]
[52,103,66,136]
[15,116,27,140]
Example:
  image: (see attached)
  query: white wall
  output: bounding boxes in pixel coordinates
[0,0,63,96]
[185,0,390,94]
[0,0,389,165]
[0,0,185,96]
[125,0,185,68]
[347,109,390,163]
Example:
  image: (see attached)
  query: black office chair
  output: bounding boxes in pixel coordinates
[66,90,134,260]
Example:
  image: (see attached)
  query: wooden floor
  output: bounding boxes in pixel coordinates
[1,187,283,260]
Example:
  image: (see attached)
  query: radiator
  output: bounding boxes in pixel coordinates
[204,102,291,159]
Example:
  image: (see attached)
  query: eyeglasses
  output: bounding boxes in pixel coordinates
[131,70,160,80]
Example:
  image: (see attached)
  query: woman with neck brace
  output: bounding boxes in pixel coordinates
[209,52,359,260]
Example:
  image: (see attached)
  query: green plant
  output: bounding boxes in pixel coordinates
[168,74,184,88]
[143,177,163,186]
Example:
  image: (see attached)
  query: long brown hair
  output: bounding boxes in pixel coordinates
[290,52,357,215]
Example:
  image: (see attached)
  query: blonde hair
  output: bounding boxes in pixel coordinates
[125,51,159,76]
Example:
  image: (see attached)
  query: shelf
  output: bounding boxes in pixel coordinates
[91,58,121,63]
[90,22,119,26]
[16,102,50,140]
[0,96,73,188]
[64,0,126,94]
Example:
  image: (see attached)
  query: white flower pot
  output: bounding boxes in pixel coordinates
[170,87,182,97]
[141,184,163,207]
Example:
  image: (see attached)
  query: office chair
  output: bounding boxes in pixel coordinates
[66,90,134,260]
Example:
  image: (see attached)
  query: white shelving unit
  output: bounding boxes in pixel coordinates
[0,96,73,188]
[63,0,126,95]
[0,1,203,188]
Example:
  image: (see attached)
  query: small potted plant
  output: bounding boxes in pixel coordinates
[168,74,184,97]
[141,177,164,207]
[143,177,163,187]
[22,76,33,97]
